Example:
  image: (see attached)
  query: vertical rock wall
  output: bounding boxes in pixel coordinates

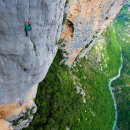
[0,0,66,129]
[61,0,126,65]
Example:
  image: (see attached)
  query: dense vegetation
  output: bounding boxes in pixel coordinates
[23,24,122,130]
[111,4,130,130]
[24,50,84,130]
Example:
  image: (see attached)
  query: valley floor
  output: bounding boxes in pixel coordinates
[112,5,130,129]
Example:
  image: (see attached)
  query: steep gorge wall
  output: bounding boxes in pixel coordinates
[61,0,126,65]
[0,0,126,129]
[0,0,66,129]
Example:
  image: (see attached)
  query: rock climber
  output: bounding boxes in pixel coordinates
[19,102,22,106]
[24,19,32,37]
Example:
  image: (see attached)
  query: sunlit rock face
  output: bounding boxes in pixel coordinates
[61,0,126,65]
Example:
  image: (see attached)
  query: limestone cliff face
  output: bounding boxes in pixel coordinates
[0,0,66,129]
[61,0,126,65]
[0,0,126,129]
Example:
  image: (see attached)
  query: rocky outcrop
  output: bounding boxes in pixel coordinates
[0,119,13,130]
[61,0,126,65]
[0,0,126,129]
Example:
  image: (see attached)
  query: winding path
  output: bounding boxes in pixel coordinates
[108,53,123,130]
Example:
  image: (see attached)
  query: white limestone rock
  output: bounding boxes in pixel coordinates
[0,0,66,104]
